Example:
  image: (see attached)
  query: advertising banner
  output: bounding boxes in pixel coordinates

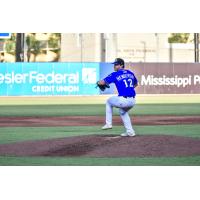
[126,63,200,94]
[0,62,99,96]
[1,62,199,96]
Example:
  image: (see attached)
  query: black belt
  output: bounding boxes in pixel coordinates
[122,96,135,98]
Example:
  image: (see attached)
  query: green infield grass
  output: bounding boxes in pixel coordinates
[1,156,200,166]
[0,103,200,116]
[0,124,200,145]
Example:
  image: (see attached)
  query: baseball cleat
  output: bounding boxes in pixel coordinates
[101,124,112,130]
[120,132,136,137]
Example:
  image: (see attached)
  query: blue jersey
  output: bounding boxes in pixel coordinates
[104,69,138,97]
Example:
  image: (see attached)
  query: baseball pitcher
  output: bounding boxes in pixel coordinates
[96,58,138,137]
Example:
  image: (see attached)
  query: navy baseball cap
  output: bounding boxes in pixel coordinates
[111,58,125,67]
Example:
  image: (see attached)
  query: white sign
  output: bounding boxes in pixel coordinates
[0,33,11,39]
[82,68,97,84]
[141,75,200,87]
[0,71,79,84]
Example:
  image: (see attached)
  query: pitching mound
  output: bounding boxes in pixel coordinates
[1,135,200,157]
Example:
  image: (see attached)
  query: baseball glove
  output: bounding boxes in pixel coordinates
[96,81,110,91]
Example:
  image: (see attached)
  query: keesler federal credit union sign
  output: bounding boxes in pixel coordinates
[0,63,99,96]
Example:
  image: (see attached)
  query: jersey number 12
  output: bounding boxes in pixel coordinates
[123,79,133,88]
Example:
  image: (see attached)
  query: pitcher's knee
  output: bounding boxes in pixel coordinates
[107,96,114,104]
[106,100,111,107]
[119,109,126,115]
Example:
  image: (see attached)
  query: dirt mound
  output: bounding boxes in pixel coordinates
[1,134,200,157]
[0,115,200,127]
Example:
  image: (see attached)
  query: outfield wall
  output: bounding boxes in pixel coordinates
[0,62,200,96]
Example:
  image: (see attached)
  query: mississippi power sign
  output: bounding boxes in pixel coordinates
[126,63,200,94]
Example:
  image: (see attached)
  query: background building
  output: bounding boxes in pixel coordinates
[61,33,195,63]
[0,33,197,63]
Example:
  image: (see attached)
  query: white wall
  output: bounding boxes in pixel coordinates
[61,33,195,63]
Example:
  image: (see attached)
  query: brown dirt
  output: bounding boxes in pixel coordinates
[1,134,200,157]
[0,115,200,127]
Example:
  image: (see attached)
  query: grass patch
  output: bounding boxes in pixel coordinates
[0,124,200,144]
[0,103,200,116]
[1,156,200,166]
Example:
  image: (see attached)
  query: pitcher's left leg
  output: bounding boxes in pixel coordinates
[119,108,135,136]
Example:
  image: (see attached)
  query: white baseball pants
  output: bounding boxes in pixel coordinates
[105,96,136,133]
